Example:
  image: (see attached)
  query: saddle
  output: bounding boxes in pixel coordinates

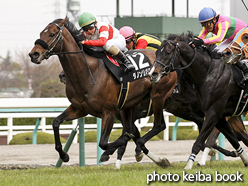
[232,65,248,116]
[83,46,152,110]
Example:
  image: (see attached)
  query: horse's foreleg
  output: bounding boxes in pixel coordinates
[98,111,115,162]
[198,127,220,166]
[53,105,85,162]
[135,102,165,153]
[185,115,219,170]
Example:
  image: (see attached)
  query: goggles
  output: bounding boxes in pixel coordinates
[82,24,95,32]
[126,36,135,44]
[201,21,212,28]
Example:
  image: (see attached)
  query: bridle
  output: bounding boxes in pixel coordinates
[224,27,248,63]
[34,21,95,85]
[154,39,196,76]
[225,41,245,63]
[34,22,84,59]
[35,23,64,59]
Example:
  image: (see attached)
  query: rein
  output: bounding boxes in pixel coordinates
[154,40,196,76]
[34,22,95,85]
[155,39,214,89]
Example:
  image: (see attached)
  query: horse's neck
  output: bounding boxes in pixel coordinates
[182,51,214,88]
[58,47,101,88]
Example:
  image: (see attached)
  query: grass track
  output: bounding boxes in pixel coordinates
[0,161,247,186]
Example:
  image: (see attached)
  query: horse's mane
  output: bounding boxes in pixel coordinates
[53,18,105,58]
[165,32,221,59]
[53,18,84,43]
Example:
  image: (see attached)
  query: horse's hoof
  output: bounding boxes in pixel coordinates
[61,153,69,162]
[208,149,215,156]
[99,154,110,163]
[135,152,144,162]
[155,158,171,168]
[115,160,121,169]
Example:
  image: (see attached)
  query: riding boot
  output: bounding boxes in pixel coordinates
[235,60,248,82]
[115,51,135,73]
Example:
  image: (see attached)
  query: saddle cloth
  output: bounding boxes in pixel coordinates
[102,50,152,109]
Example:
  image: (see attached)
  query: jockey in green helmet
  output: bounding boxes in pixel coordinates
[78,12,135,73]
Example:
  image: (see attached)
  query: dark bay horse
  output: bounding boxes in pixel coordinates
[114,68,248,168]
[28,18,177,164]
[149,32,248,169]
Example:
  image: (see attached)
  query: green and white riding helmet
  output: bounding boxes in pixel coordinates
[78,12,96,28]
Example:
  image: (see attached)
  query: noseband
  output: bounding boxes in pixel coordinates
[154,40,196,75]
[34,23,64,59]
[225,41,245,63]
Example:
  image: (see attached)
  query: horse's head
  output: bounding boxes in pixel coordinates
[29,18,67,64]
[149,33,195,84]
[222,27,248,64]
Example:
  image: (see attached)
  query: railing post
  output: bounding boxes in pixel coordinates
[32,118,41,144]
[97,118,103,164]
[172,117,181,141]
[72,120,78,144]
[7,117,13,144]
[163,114,169,141]
[78,118,85,167]
[41,117,46,132]
[218,133,225,161]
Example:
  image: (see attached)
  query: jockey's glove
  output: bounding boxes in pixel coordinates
[190,39,204,48]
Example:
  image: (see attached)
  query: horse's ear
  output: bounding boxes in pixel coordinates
[65,15,69,22]
[176,35,182,42]
[60,16,68,26]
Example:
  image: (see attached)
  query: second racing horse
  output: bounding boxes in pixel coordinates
[149,32,248,169]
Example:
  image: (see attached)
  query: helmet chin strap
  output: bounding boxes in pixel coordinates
[211,16,218,32]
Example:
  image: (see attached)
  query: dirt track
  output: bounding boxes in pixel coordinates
[0,139,243,169]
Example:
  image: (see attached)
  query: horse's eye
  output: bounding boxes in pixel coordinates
[166,52,171,55]
[50,33,55,37]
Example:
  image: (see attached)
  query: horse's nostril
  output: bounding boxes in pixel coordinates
[152,72,158,77]
[223,51,231,57]
[29,52,40,60]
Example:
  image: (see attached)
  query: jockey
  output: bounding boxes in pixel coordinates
[79,12,135,73]
[189,7,248,82]
[119,26,161,51]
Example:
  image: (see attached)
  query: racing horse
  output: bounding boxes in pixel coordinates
[113,68,248,168]
[148,32,248,169]
[28,17,177,164]
[222,27,248,64]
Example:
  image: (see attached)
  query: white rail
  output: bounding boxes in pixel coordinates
[0,98,198,144]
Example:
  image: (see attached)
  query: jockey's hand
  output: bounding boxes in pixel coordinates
[189,39,204,48]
